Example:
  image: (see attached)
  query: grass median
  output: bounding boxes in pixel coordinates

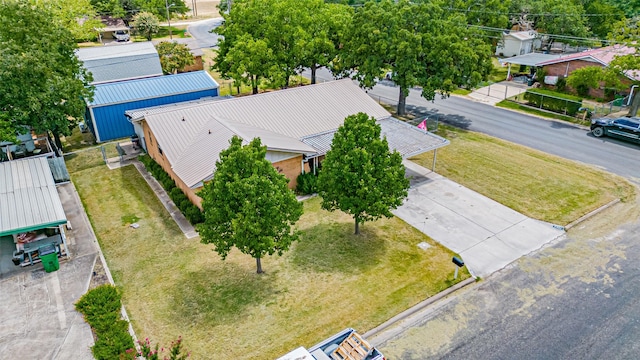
[69,162,467,360]
[411,125,635,225]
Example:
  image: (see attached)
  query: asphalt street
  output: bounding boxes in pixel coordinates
[304,68,640,181]
[187,17,223,48]
[377,200,640,360]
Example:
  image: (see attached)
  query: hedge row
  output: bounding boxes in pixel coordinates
[139,155,204,225]
[75,285,134,360]
[523,90,583,116]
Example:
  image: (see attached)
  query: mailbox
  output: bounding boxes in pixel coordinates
[452,256,464,267]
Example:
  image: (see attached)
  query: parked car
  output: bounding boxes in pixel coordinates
[113,30,130,42]
[590,117,640,143]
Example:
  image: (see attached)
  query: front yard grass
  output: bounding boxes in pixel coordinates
[411,125,635,225]
[70,163,468,360]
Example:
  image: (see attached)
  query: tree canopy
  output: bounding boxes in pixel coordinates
[318,113,409,235]
[0,1,94,145]
[156,41,195,74]
[131,11,159,41]
[341,0,492,115]
[199,136,303,274]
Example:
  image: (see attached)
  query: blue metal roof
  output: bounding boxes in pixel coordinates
[88,71,219,107]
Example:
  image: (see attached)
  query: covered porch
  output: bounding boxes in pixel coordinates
[0,157,69,274]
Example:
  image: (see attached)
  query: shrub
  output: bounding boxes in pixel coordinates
[75,285,134,359]
[296,171,318,195]
[524,90,582,116]
[567,66,603,97]
[555,76,567,92]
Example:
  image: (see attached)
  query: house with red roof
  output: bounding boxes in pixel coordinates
[537,45,639,98]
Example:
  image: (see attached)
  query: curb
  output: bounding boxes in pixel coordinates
[363,277,477,339]
[565,198,621,230]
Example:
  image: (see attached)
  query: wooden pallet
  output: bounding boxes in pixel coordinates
[331,332,372,360]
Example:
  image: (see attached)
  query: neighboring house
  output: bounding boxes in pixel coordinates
[126,80,450,208]
[85,71,219,142]
[94,16,130,43]
[153,39,205,73]
[496,30,539,57]
[76,42,163,84]
[538,45,639,98]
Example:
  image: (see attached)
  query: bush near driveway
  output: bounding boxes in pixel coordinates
[70,163,468,360]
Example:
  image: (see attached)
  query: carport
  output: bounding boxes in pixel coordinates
[301,116,451,172]
[498,53,563,79]
[0,157,69,273]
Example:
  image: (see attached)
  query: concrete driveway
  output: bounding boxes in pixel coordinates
[395,161,565,277]
[0,183,96,359]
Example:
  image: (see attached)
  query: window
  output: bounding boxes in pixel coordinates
[158,145,163,156]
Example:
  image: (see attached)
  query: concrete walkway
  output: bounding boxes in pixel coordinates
[0,183,97,359]
[395,161,565,277]
[132,160,199,239]
[468,81,528,105]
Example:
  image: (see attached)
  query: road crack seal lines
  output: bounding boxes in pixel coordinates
[380,300,478,359]
[510,229,627,318]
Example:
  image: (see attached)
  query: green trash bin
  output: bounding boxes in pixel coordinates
[39,244,59,273]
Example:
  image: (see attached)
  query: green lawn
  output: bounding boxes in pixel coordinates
[489,57,509,83]
[69,161,468,360]
[411,125,635,225]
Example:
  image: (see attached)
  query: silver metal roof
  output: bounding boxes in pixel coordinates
[498,53,563,67]
[142,80,438,188]
[76,42,163,84]
[301,117,450,158]
[0,157,67,236]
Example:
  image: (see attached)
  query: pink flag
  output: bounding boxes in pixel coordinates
[417,119,427,131]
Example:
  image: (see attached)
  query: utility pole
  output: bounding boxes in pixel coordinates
[165,0,173,40]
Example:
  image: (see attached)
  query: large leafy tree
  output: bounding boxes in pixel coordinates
[0,1,94,146]
[33,0,103,42]
[609,17,640,116]
[318,113,409,235]
[529,0,589,50]
[131,11,159,41]
[218,34,275,94]
[156,41,195,74]
[342,0,492,115]
[199,136,303,274]
[581,0,625,39]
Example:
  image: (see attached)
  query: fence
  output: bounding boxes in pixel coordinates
[62,139,139,173]
[507,91,583,116]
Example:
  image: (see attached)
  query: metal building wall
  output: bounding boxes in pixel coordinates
[90,88,219,142]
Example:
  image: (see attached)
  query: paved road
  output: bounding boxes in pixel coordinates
[304,68,640,181]
[187,17,223,48]
[374,200,640,359]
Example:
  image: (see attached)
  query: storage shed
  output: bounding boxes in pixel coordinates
[85,71,219,142]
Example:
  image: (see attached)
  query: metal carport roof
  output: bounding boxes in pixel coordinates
[0,157,67,236]
[498,53,563,67]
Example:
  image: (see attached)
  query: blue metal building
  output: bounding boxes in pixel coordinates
[85,71,219,142]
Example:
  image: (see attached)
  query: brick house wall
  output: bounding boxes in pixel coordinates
[272,155,310,190]
[179,55,204,73]
[543,60,633,99]
[142,120,204,208]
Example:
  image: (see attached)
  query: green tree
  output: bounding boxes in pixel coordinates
[32,0,103,42]
[156,41,194,74]
[566,66,606,96]
[0,1,93,147]
[609,17,640,116]
[530,0,589,50]
[581,0,625,39]
[216,34,275,94]
[318,113,409,235]
[131,11,160,41]
[91,0,127,19]
[342,0,492,115]
[138,0,188,19]
[604,0,640,18]
[199,136,303,274]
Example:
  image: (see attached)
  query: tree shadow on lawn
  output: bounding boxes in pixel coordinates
[168,263,277,326]
[291,222,386,274]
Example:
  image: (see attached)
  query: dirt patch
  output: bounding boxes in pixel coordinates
[89,256,110,289]
[189,0,221,17]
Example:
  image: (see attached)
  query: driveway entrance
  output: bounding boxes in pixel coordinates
[395,161,565,277]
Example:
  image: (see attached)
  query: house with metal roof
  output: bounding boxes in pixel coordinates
[128,80,449,208]
[0,157,69,270]
[495,30,540,57]
[76,42,163,84]
[85,70,219,142]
